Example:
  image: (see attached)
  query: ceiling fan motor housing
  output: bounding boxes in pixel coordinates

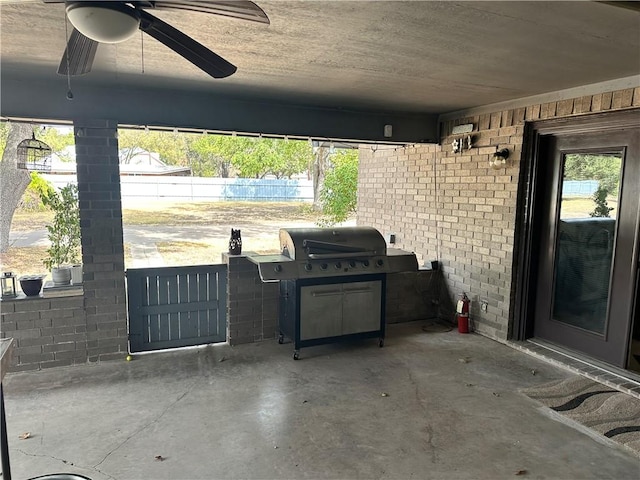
[66,2,141,44]
[58,1,269,78]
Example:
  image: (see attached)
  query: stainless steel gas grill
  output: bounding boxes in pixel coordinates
[248,227,418,359]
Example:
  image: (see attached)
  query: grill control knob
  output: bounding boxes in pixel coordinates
[363,260,370,267]
[349,260,356,268]
[376,259,384,267]
[304,263,313,272]
[335,262,342,269]
[320,263,328,270]
[274,265,283,273]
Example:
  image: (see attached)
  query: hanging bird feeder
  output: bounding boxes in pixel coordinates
[17,133,52,172]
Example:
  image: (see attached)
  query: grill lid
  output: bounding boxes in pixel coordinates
[280,227,386,260]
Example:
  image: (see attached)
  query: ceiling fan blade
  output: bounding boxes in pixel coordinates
[597,1,640,12]
[57,27,99,76]
[138,9,237,78]
[149,1,270,24]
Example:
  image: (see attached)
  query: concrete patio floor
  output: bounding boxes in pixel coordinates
[3,321,640,480]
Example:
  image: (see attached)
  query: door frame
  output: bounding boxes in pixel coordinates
[513,109,640,351]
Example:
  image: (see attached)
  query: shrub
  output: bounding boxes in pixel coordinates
[19,172,55,211]
[317,150,358,226]
[590,185,614,218]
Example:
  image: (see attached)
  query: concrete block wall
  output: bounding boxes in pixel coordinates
[386,270,440,324]
[358,87,640,341]
[224,253,279,345]
[1,295,86,371]
[74,119,128,361]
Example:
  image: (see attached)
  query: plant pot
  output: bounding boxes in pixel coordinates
[52,266,72,286]
[19,275,45,296]
[70,264,83,285]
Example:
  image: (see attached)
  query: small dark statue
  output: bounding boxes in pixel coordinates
[228,228,242,255]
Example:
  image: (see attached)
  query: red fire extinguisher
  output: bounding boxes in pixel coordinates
[456,292,470,333]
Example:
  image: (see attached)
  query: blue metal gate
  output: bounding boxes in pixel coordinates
[126,264,227,353]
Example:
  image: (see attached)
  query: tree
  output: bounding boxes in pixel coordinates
[277,139,314,179]
[312,145,331,209]
[230,137,311,179]
[37,126,75,161]
[118,129,190,166]
[317,149,359,226]
[188,134,245,177]
[0,122,35,252]
[564,153,621,193]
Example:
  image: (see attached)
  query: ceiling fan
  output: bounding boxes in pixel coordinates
[39,1,270,79]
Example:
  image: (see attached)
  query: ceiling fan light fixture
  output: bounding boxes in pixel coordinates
[66,2,140,44]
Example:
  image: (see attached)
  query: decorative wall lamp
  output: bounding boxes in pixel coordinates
[490,148,510,169]
[1,272,17,299]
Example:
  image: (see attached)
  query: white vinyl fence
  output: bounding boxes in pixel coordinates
[42,175,314,202]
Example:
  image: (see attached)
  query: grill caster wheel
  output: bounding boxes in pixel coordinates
[293,351,300,360]
[379,338,384,348]
[278,334,284,344]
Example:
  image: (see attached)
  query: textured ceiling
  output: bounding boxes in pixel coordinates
[1,1,639,118]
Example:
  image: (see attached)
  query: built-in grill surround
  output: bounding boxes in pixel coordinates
[247,226,417,359]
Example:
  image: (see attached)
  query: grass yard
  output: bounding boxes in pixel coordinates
[0,245,136,280]
[156,239,280,267]
[11,201,316,230]
[0,245,50,279]
[3,201,319,279]
[560,197,618,218]
[121,200,316,225]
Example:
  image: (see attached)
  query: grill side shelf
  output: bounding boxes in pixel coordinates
[247,254,297,282]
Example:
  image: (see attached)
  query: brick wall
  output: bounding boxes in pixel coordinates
[358,87,640,341]
[75,119,128,361]
[1,295,86,371]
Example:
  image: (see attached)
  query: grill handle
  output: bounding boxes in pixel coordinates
[343,287,373,294]
[302,239,366,253]
[311,287,373,297]
[307,251,376,260]
[311,290,343,297]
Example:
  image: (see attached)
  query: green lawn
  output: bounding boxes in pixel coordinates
[3,201,318,278]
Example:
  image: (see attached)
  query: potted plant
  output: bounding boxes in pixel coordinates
[40,183,81,285]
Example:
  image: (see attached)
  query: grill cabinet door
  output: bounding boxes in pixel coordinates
[342,280,382,335]
[299,285,343,340]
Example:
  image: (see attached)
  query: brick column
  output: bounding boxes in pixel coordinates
[223,253,278,345]
[74,119,128,361]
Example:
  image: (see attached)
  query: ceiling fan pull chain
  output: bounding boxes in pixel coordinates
[64,12,73,100]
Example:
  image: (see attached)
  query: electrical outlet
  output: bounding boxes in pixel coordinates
[481,301,488,312]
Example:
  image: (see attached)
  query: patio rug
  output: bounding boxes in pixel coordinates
[521,376,640,456]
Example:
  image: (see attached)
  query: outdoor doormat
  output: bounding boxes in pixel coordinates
[521,376,640,456]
